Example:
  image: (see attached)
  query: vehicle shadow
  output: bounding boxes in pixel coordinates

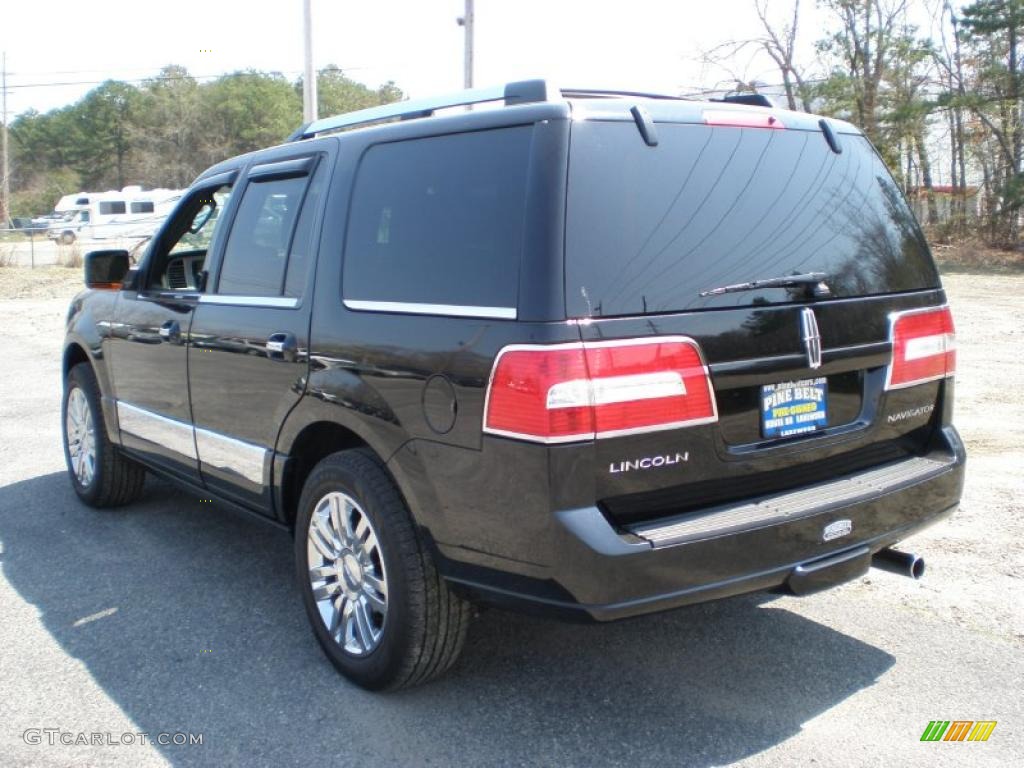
[0,471,894,767]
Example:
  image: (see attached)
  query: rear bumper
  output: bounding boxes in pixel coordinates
[440,426,965,621]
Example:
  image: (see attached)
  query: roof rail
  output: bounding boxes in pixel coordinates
[560,88,684,101]
[287,79,561,142]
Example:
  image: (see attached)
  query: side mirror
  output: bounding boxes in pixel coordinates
[84,249,131,289]
[189,203,215,234]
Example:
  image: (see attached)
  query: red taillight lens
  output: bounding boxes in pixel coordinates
[484,337,718,443]
[886,306,956,390]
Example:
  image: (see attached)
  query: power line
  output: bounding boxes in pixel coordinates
[3,66,377,91]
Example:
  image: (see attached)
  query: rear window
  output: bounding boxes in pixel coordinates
[343,126,532,313]
[565,121,939,317]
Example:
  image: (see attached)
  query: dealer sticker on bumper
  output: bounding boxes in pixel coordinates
[761,377,828,438]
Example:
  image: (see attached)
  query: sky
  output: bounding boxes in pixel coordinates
[0,0,849,118]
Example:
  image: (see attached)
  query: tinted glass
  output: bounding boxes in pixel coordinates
[343,126,532,309]
[130,201,155,213]
[218,176,307,296]
[284,162,327,298]
[565,122,940,317]
[99,200,127,215]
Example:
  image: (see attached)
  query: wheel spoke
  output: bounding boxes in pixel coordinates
[360,532,379,561]
[354,516,369,543]
[309,564,334,581]
[363,572,387,598]
[312,580,340,601]
[308,526,336,561]
[329,598,346,638]
[328,495,345,545]
[315,513,339,550]
[353,597,375,650]
[361,583,387,612]
[342,601,358,647]
[341,498,356,540]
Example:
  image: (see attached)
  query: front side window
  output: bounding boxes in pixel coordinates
[169,187,232,257]
[342,126,532,312]
[147,183,233,290]
[217,176,308,296]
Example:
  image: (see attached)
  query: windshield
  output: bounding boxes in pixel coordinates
[565,121,940,317]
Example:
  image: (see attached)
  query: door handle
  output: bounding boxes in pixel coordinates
[266,332,297,362]
[159,320,181,343]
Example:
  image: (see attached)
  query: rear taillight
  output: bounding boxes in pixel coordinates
[483,337,718,443]
[886,306,956,390]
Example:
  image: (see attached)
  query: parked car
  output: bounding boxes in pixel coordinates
[61,81,965,690]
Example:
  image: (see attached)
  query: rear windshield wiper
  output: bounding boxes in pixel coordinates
[699,272,832,299]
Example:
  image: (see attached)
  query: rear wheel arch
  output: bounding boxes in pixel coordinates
[280,421,373,528]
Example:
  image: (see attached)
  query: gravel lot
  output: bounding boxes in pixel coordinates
[0,269,1021,767]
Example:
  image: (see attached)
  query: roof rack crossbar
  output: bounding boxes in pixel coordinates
[290,79,559,141]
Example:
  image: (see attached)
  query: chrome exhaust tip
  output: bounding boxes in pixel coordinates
[872,548,925,579]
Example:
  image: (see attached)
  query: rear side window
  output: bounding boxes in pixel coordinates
[130,201,155,214]
[218,176,307,296]
[565,122,940,317]
[99,200,127,215]
[342,126,532,313]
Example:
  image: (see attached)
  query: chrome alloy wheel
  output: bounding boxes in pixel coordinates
[66,387,96,487]
[307,492,389,656]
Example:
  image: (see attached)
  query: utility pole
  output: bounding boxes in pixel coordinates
[302,0,318,122]
[457,0,474,89]
[2,51,10,229]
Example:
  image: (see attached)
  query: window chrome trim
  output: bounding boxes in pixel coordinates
[343,299,516,320]
[199,295,299,308]
[194,427,267,486]
[116,401,197,460]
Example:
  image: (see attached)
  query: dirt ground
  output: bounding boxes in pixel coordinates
[0,267,1020,766]
[0,265,85,299]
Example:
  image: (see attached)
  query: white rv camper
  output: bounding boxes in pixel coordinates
[47,187,184,244]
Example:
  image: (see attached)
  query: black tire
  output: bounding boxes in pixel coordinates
[62,363,146,507]
[295,448,472,690]
[60,231,75,245]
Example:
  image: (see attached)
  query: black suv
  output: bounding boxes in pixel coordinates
[62,81,965,690]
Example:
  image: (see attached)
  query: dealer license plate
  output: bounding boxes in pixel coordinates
[761,377,828,439]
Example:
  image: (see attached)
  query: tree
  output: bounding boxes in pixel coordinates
[700,0,814,111]
[818,0,910,143]
[201,71,302,157]
[957,0,1024,240]
[77,80,139,188]
[311,65,405,118]
[132,66,207,187]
